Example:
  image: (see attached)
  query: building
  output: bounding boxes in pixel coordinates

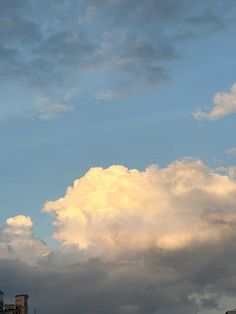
[4,304,17,314]
[0,291,28,314]
[0,291,4,313]
[15,295,28,314]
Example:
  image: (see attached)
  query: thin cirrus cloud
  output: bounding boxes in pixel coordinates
[194,82,236,120]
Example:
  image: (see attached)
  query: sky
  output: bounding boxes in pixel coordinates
[1,1,236,313]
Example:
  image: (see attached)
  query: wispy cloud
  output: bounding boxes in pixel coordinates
[35,95,73,121]
[95,89,120,102]
[95,88,131,102]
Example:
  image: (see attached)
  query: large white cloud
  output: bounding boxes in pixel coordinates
[194,83,236,120]
[44,160,236,257]
[0,215,50,264]
[2,160,236,314]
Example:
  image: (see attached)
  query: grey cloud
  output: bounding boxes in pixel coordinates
[0,17,40,43]
[37,31,95,65]
[88,0,189,25]
[2,224,236,314]
[0,45,17,60]
[88,0,233,29]
[0,238,233,314]
[122,37,177,60]
[0,0,235,120]
[186,11,225,32]
[2,216,236,314]
[0,256,198,314]
[0,0,30,16]
[114,36,177,83]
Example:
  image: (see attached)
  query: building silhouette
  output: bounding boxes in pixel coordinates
[0,291,3,313]
[0,291,28,314]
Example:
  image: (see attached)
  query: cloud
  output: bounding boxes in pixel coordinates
[0,0,30,17]
[0,215,50,264]
[37,30,95,66]
[95,88,130,102]
[88,0,230,29]
[228,167,236,178]
[35,96,73,120]
[0,16,40,43]
[186,10,225,33]
[3,160,236,313]
[194,83,236,120]
[225,147,236,155]
[0,234,235,314]
[0,0,235,120]
[0,257,200,314]
[95,89,120,101]
[44,160,236,258]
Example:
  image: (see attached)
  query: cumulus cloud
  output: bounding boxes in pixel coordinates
[0,215,50,264]
[194,83,236,120]
[3,160,236,313]
[44,160,236,257]
[228,167,236,178]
